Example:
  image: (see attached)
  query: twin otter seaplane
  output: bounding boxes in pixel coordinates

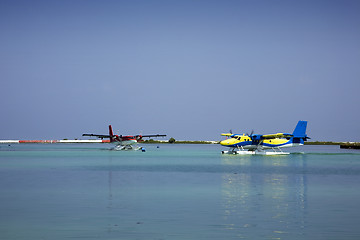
[83,125,166,151]
[220,121,309,155]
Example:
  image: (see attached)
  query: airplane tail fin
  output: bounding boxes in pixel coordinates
[291,121,309,144]
[109,125,114,142]
[292,121,307,137]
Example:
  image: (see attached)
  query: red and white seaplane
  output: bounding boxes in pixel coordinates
[83,125,166,151]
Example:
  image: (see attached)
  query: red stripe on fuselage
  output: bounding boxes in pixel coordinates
[120,136,137,141]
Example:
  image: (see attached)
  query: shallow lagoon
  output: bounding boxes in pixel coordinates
[0,143,360,239]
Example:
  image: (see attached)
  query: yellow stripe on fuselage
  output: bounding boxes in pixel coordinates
[263,138,289,145]
[220,136,289,147]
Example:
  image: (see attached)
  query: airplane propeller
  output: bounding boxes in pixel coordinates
[246,130,254,137]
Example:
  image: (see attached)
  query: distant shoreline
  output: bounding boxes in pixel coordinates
[143,140,218,144]
[1,139,359,148]
[304,141,342,145]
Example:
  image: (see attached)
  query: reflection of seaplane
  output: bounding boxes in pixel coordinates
[83,125,166,151]
[220,121,309,155]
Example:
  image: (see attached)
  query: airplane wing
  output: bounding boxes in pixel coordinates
[221,133,233,137]
[261,133,293,139]
[82,134,111,139]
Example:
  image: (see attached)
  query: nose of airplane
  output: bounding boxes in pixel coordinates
[220,139,231,146]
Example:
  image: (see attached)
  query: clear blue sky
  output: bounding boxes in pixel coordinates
[1,0,359,141]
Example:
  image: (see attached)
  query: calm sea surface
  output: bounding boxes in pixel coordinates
[1,143,360,240]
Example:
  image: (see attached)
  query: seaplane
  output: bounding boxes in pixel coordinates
[83,125,166,151]
[220,120,309,155]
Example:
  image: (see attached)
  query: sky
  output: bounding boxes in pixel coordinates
[1,0,360,142]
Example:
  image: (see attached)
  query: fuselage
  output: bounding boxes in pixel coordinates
[220,134,302,150]
[112,135,138,146]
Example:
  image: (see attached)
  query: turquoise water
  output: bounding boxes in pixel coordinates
[1,143,360,239]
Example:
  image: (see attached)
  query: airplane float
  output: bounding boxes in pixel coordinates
[220,120,309,155]
[83,125,166,151]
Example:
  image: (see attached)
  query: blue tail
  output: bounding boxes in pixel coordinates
[291,121,309,144]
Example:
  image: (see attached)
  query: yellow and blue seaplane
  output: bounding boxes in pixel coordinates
[220,121,309,155]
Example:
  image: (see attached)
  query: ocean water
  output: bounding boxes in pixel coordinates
[0,143,360,240]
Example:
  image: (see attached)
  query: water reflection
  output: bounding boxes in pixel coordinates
[221,155,307,239]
